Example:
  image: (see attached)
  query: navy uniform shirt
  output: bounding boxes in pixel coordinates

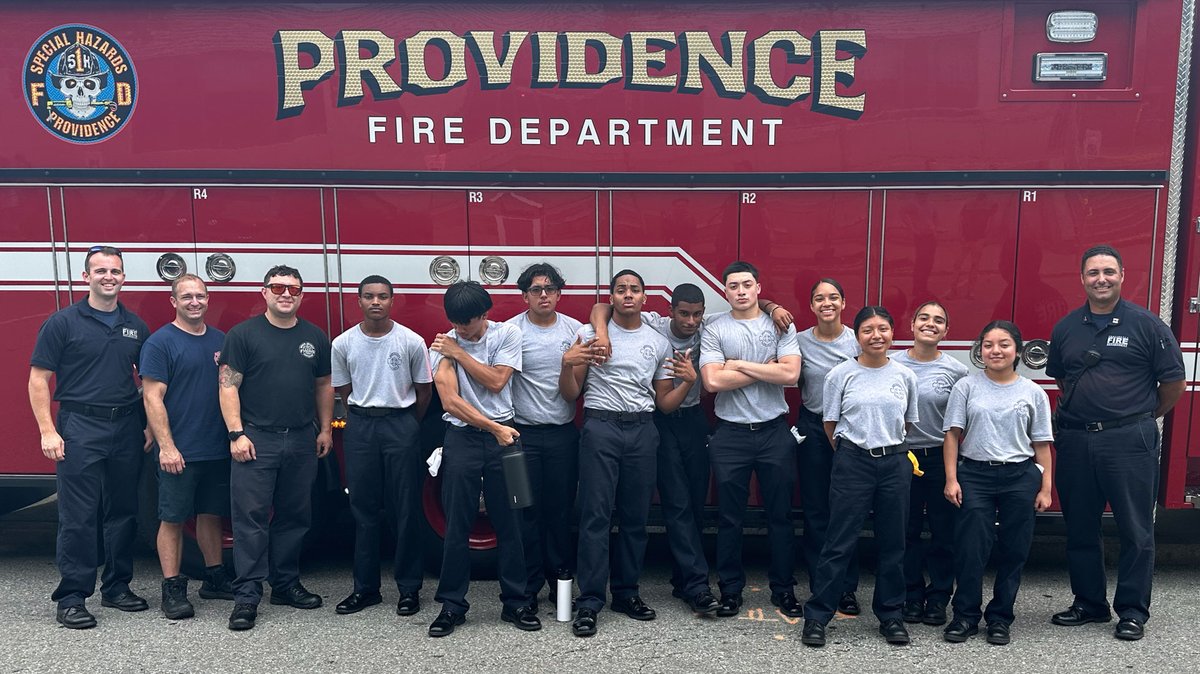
[1046,299,1184,423]
[30,298,148,408]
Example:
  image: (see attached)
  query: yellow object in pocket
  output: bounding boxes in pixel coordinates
[907,451,924,477]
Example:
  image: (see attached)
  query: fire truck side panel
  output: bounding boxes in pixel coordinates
[467,190,601,322]
[3,187,59,477]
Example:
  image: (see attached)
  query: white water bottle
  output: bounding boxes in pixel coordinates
[556,576,572,622]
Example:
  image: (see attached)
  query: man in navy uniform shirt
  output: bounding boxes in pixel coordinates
[29,245,151,629]
[1046,244,1185,641]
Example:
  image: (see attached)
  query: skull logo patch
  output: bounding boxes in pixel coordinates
[23,25,138,144]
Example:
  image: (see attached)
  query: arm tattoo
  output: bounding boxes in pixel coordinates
[219,364,243,389]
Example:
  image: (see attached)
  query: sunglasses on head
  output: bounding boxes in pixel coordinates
[88,245,123,255]
[266,283,302,296]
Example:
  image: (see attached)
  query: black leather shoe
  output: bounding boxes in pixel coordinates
[572,607,598,637]
[396,592,420,616]
[101,590,149,612]
[611,595,656,621]
[335,591,382,615]
[986,622,1011,645]
[902,600,924,624]
[801,619,827,647]
[1051,606,1112,627]
[838,591,861,616]
[686,589,720,614]
[501,605,542,631]
[228,603,257,631]
[428,609,465,637]
[922,600,948,626]
[1114,618,1145,641]
[56,605,97,629]
[270,583,322,609]
[771,591,803,618]
[879,618,911,645]
[716,594,743,618]
[943,619,979,643]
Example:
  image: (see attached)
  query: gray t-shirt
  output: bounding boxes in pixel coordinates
[577,321,671,413]
[642,311,703,409]
[891,350,970,449]
[797,325,860,414]
[331,321,432,408]
[943,373,1054,462]
[506,311,583,426]
[823,358,919,449]
[429,320,522,428]
[699,312,801,424]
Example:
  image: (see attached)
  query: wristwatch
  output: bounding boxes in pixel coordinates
[228,430,245,441]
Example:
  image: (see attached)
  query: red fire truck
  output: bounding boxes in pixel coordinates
[3,1,1199,566]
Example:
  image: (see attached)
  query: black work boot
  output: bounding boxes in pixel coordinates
[199,564,235,600]
[161,575,195,620]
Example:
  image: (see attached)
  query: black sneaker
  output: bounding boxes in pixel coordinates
[716,594,743,618]
[199,565,235,600]
[161,575,195,620]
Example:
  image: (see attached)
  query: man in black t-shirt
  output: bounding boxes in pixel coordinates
[218,264,333,631]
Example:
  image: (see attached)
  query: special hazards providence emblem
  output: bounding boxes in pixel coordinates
[23,24,137,144]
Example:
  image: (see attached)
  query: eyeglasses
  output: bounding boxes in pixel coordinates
[266,283,303,296]
[527,285,560,296]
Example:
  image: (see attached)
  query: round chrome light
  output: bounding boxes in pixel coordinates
[205,253,236,282]
[478,256,509,285]
[429,256,461,285]
[155,253,187,282]
[1022,339,1050,370]
[969,341,984,369]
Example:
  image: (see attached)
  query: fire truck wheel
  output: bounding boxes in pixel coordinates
[420,472,500,579]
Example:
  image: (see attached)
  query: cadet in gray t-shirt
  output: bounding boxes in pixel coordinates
[797,326,860,415]
[427,282,531,636]
[698,263,804,616]
[942,373,1053,463]
[823,359,919,449]
[561,270,691,637]
[330,276,433,617]
[506,262,585,605]
[892,351,969,450]
[940,321,1054,636]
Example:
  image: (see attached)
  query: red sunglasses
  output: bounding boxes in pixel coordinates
[266,283,303,296]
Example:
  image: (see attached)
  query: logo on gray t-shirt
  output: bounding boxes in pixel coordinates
[386,352,402,371]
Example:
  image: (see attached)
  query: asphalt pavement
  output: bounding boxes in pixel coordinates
[2,501,1199,674]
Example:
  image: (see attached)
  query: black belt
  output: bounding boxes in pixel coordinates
[837,438,907,457]
[656,405,702,419]
[348,404,412,418]
[961,456,1032,467]
[60,401,138,421]
[1057,412,1152,433]
[584,409,652,423]
[453,418,516,433]
[719,415,786,431]
[907,445,942,458]
[246,421,311,434]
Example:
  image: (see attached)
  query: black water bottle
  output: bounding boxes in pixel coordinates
[501,438,534,509]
